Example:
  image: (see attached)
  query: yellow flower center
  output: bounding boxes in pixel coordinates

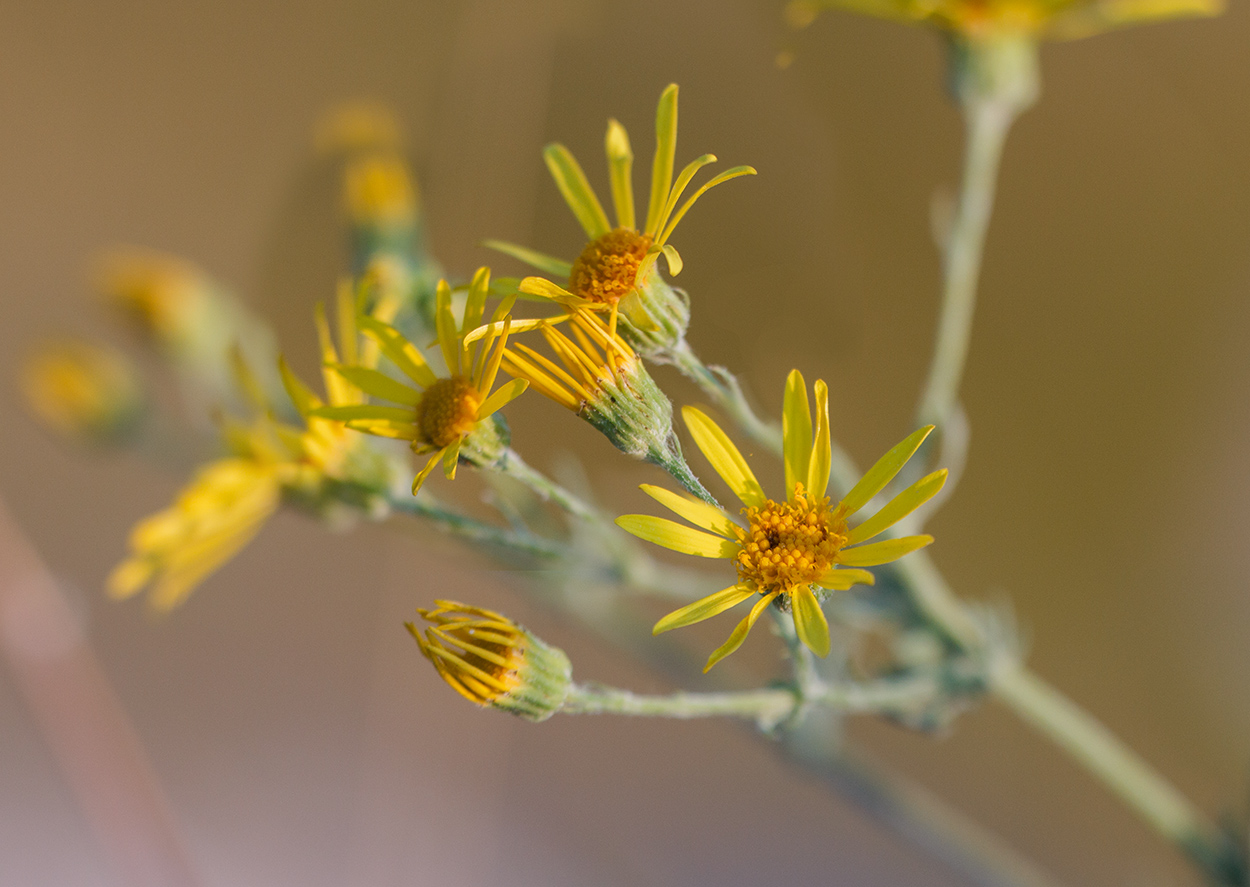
[416,376,481,448]
[735,483,847,593]
[568,227,653,306]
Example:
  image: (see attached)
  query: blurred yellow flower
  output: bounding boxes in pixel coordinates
[109,283,398,610]
[617,370,947,671]
[487,84,755,353]
[22,340,143,441]
[313,267,527,493]
[786,0,1222,40]
[408,600,572,721]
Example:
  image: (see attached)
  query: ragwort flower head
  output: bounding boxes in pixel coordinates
[108,286,399,611]
[786,0,1222,41]
[409,600,573,722]
[495,307,712,501]
[616,370,948,671]
[487,84,755,359]
[313,267,528,494]
[22,340,145,442]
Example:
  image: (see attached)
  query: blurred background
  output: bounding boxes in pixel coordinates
[1,0,1247,884]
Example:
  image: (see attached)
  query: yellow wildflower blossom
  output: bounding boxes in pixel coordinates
[408,600,573,722]
[786,0,1222,40]
[313,267,527,494]
[109,283,397,610]
[616,370,948,671]
[22,340,144,441]
[486,84,755,355]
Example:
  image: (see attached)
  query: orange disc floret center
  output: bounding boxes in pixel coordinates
[735,483,847,593]
[568,227,653,305]
[416,375,481,448]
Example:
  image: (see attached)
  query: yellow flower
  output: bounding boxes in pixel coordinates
[408,600,573,722]
[486,84,755,355]
[96,248,212,348]
[107,458,283,612]
[109,283,398,610]
[344,153,417,229]
[616,370,948,671]
[313,267,528,494]
[786,0,1222,40]
[315,100,403,155]
[22,340,144,441]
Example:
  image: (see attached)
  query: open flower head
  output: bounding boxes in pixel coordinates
[408,600,573,722]
[786,0,1222,40]
[486,84,755,357]
[616,370,948,671]
[108,282,399,611]
[312,267,528,494]
[22,340,145,442]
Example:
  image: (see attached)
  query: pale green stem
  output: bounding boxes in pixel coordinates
[385,492,562,560]
[496,448,600,522]
[667,339,783,455]
[916,38,1034,430]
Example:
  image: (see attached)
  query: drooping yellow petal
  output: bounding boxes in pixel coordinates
[806,379,831,498]
[681,406,766,508]
[412,448,446,494]
[653,153,716,241]
[644,83,679,237]
[791,585,831,658]
[544,143,611,240]
[704,590,779,672]
[815,567,876,591]
[658,165,757,246]
[327,364,421,406]
[836,535,934,567]
[357,316,438,388]
[482,240,574,279]
[518,276,582,303]
[653,585,756,635]
[605,118,635,231]
[614,514,739,558]
[442,439,461,479]
[476,378,528,420]
[660,243,683,276]
[847,469,948,545]
[839,425,934,518]
[782,369,812,497]
[639,484,738,538]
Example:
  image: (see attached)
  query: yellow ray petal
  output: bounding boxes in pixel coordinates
[519,276,582,303]
[278,356,322,417]
[358,316,438,388]
[442,439,461,479]
[644,83,679,237]
[476,378,528,420]
[434,279,459,375]
[839,425,934,518]
[782,369,812,497]
[815,567,876,591]
[343,418,418,440]
[681,406,765,508]
[654,153,716,242]
[544,143,610,240]
[653,585,755,634]
[463,266,491,337]
[639,484,738,538]
[658,165,757,246]
[847,469,948,545]
[311,404,414,423]
[482,240,573,278]
[605,118,635,231]
[660,242,682,276]
[791,585,831,658]
[412,448,446,494]
[806,379,831,498]
[836,535,933,567]
[614,514,739,558]
[704,590,779,672]
[335,279,359,367]
[327,364,421,406]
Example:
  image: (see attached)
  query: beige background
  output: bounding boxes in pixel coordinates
[1,0,1247,884]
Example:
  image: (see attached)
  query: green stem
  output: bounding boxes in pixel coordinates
[992,665,1242,885]
[563,684,796,725]
[667,339,783,456]
[916,36,1036,430]
[496,447,600,522]
[385,492,561,560]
